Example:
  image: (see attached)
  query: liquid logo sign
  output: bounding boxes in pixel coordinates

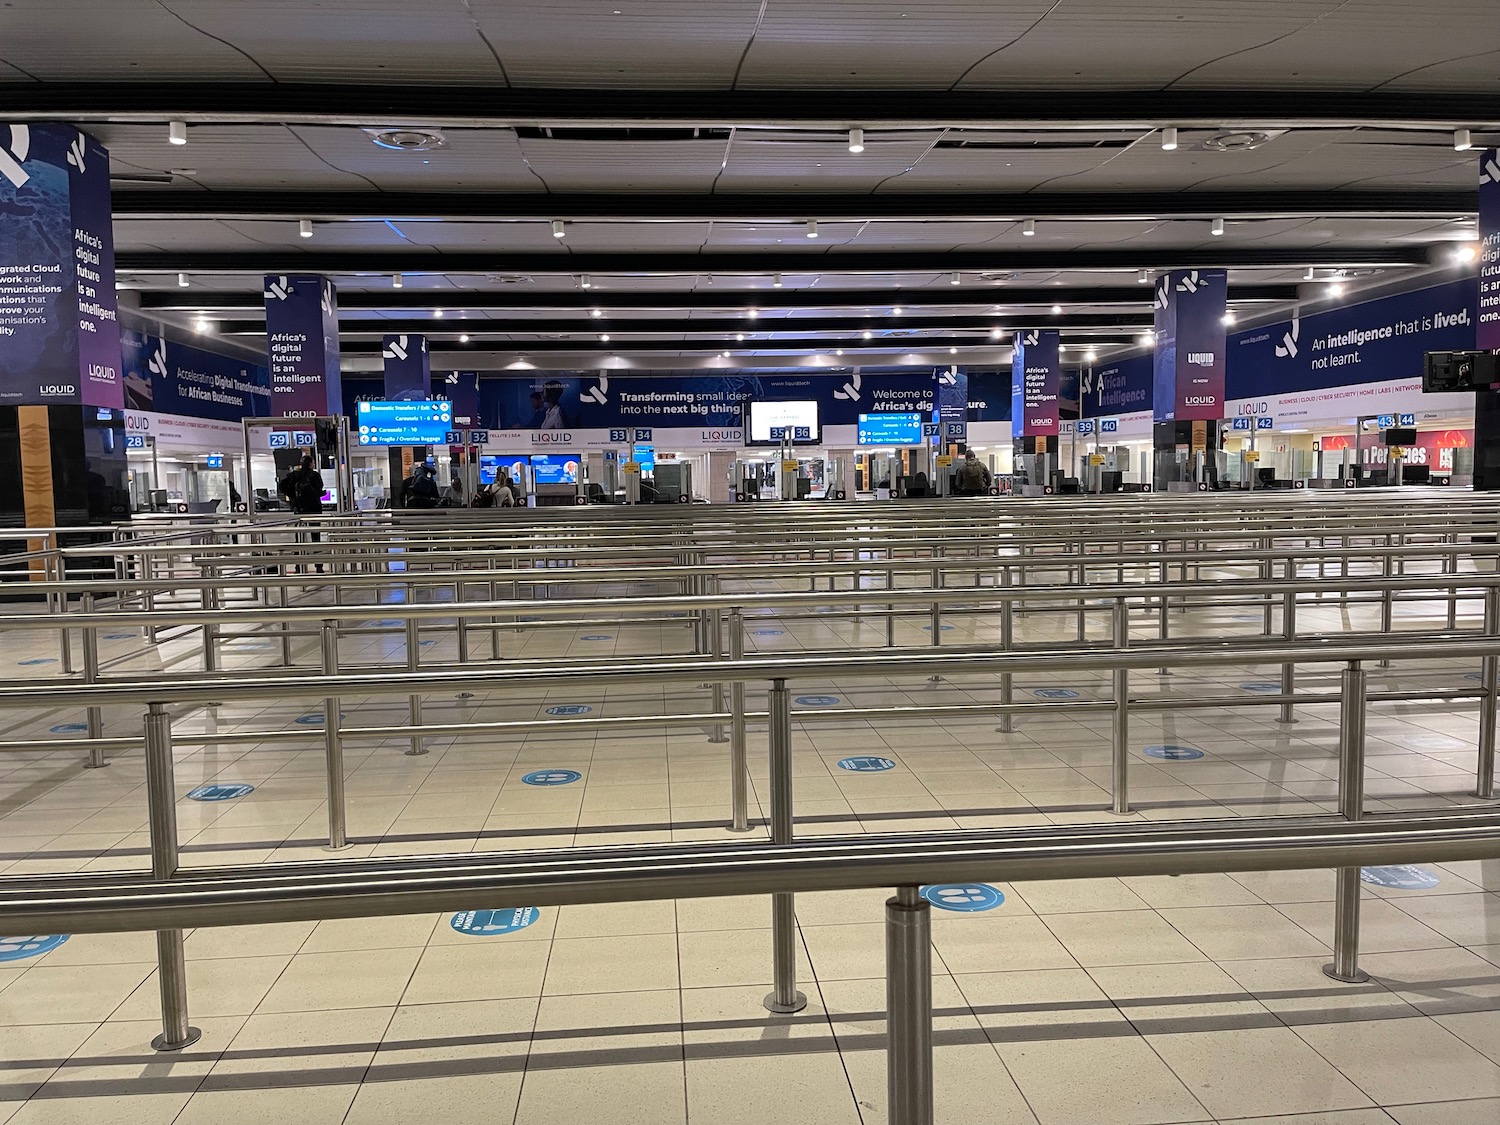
[1185,352,1216,367]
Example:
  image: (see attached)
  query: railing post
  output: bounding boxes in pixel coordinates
[1112,597,1130,815]
[1324,661,1370,984]
[144,702,201,1051]
[709,598,728,744]
[764,678,806,1014]
[1379,550,1395,668]
[199,563,218,673]
[728,609,751,832]
[927,566,942,682]
[886,567,896,648]
[1477,587,1499,800]
[886,884,934,1125]
[322,619,348,848]
[276,574,293,666]
[1278,555,1298,725]
[996,567,1015,733]
[1446,536,1459,630]
[81,592,106,768]
[1157,557,1171,676]
[456,580,470,663]
[52,549,75,673]
[406,601,426,757]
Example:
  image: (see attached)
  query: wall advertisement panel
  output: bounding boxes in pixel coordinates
[121,328,271,421]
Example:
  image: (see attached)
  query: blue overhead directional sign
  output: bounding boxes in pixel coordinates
[1100,419,1119,433]
[1377,414,1395,428]
[1232,418,1252,431]
[471,429,490,445]
[268,432,291,448]
[1256,417,1274,430]
[1398,413,1416,427]
[1075,419,1095,435]
[356,400,453,446]
[293,431,317,447]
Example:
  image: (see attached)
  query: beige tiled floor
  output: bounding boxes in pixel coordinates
[0,574,1495,1121]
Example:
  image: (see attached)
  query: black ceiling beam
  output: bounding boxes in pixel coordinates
[12,83,1500,128]
[121,247,1428,274]
[329,335,1072,357]
[111,189,1476,223]
[212,313,1151,337]
[136,283,1298,313]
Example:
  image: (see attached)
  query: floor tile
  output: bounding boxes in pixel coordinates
[995,1035,1209,1125]
[257,948,420,1013]
[402,941,551,1005]
[1294,1016,1500,1104]
[1040,911,1206,968]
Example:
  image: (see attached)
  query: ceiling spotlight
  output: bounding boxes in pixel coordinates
[1050,303,1062,315]
[1138,332,1155,348]
[177,272,189,288]
[168,120,187,145]
[836,348,844,356]
[1023,219,1036,237]
[893,306,903,316]
[1222,312,1237,325]
[722,350,731,358]
[194,317,212,333]
[580,274,592,289]
[950,271,961,285]
[736,333,745,342]
[1211,217,1226,236]
[747,308,759,319]
[392,273,403,288]
[772,272,783,288]
[1327,281,1345,297]
[848,127,865,153]
[1304,267,1316,281]
[806,220,819,239]
[862,330,873,340]
[949,346,958,354]
[590,307,603,318]
[599,334,610,342]
[552,219,566,238]
[434,308,445,318]
[1161,126,1179,151]
[1084,350,1098,363]
[990,327,1003,340]
[298,219,313,239]
[1455,243,1479,264]
[1137,269,1150,284]
[1455,128,1473,151]
[459,333,470,343]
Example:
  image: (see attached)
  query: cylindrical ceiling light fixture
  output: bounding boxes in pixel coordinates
[1137,269,1150,284]
[168,120,187,145]
[950,271,961,285]
[848,127,865,153]
[772,272,783,287]
[580,274,592,289]
[1211,217,1226,236]
[1455,128,1474,151]
[177,272,189,288]
[552,219,566,238]
[806,220,819,238]
[1161,126,1179,151]
[1022,219,1036,237]
[392,272,403,288]
[298,219,313,239]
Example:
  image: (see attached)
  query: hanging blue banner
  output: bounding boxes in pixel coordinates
[263,274,342,417]
[937,366,967,442]
[1227,278,1476,401]
[441,370,482,427]
[964,367,1013,423]
[1011,330,1060,436]
[0,124,123,408]
[1081,355,1152,419]
[1480,149,1500,351]
[1153,269,1227,422]
[121,329,271,420]
[381,334,431,400]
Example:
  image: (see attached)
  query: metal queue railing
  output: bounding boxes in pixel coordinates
[1,635,1499,1125]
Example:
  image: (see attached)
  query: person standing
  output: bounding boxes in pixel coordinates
[278,454,326,573]
[956,450,992,496]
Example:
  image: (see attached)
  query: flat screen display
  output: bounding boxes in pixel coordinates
[632,444,656,472]
[857,412,923,446]
[530,454,579,485]
[480,455,529,485]
[746,400,820,447]
[356,400,453,445]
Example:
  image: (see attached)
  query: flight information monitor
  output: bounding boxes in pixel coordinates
[745,400,820,446]
[856,412,923,446]
[355,400,452,445]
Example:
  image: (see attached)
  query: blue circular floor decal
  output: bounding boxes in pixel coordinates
[751,629,786,637]
[17,658,56,666]
[419,639,438,647]
[187,783,255,802]
[1031,688,1080,700]
[838,756,897,772]
[1406,734,1465,751]
[1143,745,1206,761]
[522,769,582,787]
[295,712,347,725]
[49,722,87,734]
[451,908,540,936]
[795,695,841,707]
[0,935,68,962]
[1466,672,1484,682]
[1360,865,1440,890]
[371,619,403,628]
[1240,682,1281,694]
[546,704,593,716]
[104,633,136,641]
[580,635,613,641]
[921,624,956,632]
[920,884,1005,912]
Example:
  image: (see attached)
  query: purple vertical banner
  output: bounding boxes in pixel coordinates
[937,365,968,443]
[1153,269,1226,421]
[1479,149,1500,351]
[381,334,431,400]
[263,274,342,417]
[1010,330,1060,436]
[0,124,122,407]
[441,370,481,427]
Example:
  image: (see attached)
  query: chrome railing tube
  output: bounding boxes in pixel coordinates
[1478,587,1499,800]
[1324,662,1370,985]
[728,609,750,833]
[764,679,806,1014]
[1113,597,1130,816]
[886,884,934,1125]
[81,592,106,768]
[322,619,348,849]
[144,703,201,1052]
[709,600,728,745]
[996,567,1015,733]
[1279,556,1298,725]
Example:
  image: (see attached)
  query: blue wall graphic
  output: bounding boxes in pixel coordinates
[121,329,271,420]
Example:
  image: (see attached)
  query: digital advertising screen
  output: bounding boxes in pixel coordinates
[746,400,820,446]
[530,454,579,485]
[856,412,923,446]
[632,444,656,472]
[355,399,453,445]
[480,455,530,485]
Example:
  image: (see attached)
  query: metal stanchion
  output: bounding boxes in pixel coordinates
[886,567,896,648]
[51,551,75,673]
[406,605,426,757]
[1278,556,1298,725]
[927,566,942,682]
[456,580,470,663]
[1477,587,1498,800]
[996,568,1015,733]
[277,576,293,666]
[1112,597,1130,815]
[322,619,348,848]
[1157,557,1171,676]
[728,609,751,833]
[144,702,201,1051]
[885,884,934,1125]
[1324,662,1370,984]
[200,564,218,674]
[708,605,728,744]
[81,592,106,768]
[1446,536,1459,631]
[764,679,806,1014]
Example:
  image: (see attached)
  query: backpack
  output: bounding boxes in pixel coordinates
[959,459,988,491]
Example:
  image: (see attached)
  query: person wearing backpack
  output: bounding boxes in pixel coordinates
[278,454,326,572]
[405,463,440,510]
[956,449,992,496]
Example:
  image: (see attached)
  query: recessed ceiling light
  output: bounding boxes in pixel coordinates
[580,275,592,289]
[1455,244,1479,264]
[848,127,865,153]
[893,306,903,315]
[1211,217,1225,236]
[1455,128,1473,151]
[1023,219,1036,237]
[1161,126,1179,151]
[1084,350,1097,362]
[590,308,602,318]
[459,333,470,343]
[772,272,783,288]
[836,348,844,356]
[194,317,212,333]
[1050,304,1062,315]
[1222,312,1237,325]
[368,127,446,152]
[434,309,444,318]
[806,220,819,238]
[989,327,1003,340]
[950,271,961,285]
[298,219,313,239]
[722,350,731,358]
[747,308,759,319]
[1138,332,1155,348]
[1327,281,1345,297]
[552,219,566,238]
[599,334,610,342]
[736,333,745,342]
[948,346,957,354]
[168,120,187,145]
